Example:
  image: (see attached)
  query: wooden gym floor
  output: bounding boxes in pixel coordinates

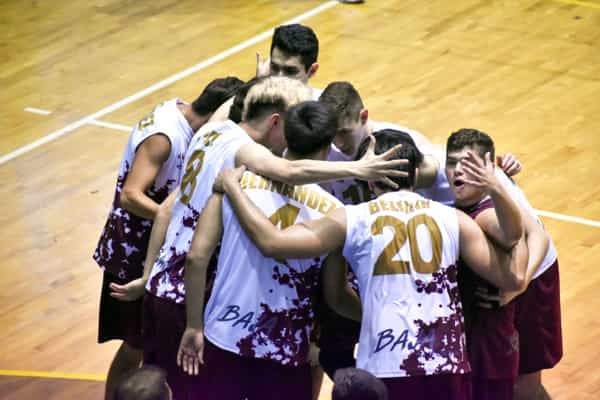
[1,0,599,398]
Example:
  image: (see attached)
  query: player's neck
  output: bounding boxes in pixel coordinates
[238,121,264,142]
[178,103,208,131]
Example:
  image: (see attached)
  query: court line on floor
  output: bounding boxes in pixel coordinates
[87,119,133,132]
[0,369,105,382]
[553,0,600,10]
[536,209,600,228]
[24,107,52,116]
[0,1,339,166]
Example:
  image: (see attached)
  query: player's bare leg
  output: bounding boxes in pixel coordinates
[105,341,143,400]
[515,372,552,400]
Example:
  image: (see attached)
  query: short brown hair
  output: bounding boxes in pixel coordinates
[319,81,364,125]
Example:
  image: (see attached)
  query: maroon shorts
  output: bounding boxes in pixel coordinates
[381,373,472,400]
[472,377,514,400]
[193,339,312,400]
[515,260,563,374]
[98,271,143,349]
[142,293,196,400]
[468,304,519,380]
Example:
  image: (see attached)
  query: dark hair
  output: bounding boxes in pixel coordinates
[446,128,495,160]
[284,101,337,156]
[228,77,263,123]
[332,368,388,400]
[355,129,424,190]
[271,24,319,71]
[319,81,364,125]
[191,76,244,116]
[114,366,170,400]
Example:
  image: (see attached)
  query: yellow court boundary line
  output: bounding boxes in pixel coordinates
[0,369,106,382]
[554,0,600,9]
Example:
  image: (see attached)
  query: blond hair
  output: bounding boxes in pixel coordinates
[242,76,313,122]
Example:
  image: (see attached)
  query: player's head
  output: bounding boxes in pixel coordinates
[242,76,313,155]
[332,368,388,400]
[284,101,337,161]
[445,128,496,207]
[192,76,244,117]
[319,81,369,157]
[114,366,172,400]
[228,76,263,123]
[355,129,423,194]
[270,24,319,83]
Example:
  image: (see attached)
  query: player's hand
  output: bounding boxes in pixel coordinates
[109,278,146,302]
[460,151,499,194]
[213,165,246,193]
[497,153,522,177]
[177,327,205,375]
[474,285,523,309]
[355,135,408,189]
[256,52,270,78]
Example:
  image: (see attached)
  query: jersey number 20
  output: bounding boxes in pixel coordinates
[371,214,443,276]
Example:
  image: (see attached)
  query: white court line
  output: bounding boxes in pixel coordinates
[535,209,600,228]
[0,1,339,166]
[24,107,52,115]
[87,119,133,132]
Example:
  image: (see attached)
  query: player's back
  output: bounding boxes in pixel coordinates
[146,119,253,303]
[203,171,342,366]
[342,190,469,378]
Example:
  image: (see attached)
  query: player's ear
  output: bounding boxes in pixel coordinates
[269,113,281,131]
[307,62,319,79]
[359,108,369,124]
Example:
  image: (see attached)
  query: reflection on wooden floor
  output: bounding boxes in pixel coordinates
[1,0,599,399]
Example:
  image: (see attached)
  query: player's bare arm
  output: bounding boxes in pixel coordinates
[476,212,550,307]
[109,188,179,302]
[321,250,362,322]
[120,134,171,220]
[235,136,408,188]
[461,151,523,249]
[457,209,527,292]
[177,194,224,376]
[216,166,346,259]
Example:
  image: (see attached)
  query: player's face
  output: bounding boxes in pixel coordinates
[270,47,311,83]
[333,118,368,158]
[445,147,486,206]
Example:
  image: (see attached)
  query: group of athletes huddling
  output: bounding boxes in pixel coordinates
[94,24,562,400]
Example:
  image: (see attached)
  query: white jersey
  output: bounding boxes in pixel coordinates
[204,171,342,366]
[94,98,193,281]
[494,170,558,278]
[321,121,428,206]
[146,120,253,303]
[343,191,469,378]
[416,145,455,206]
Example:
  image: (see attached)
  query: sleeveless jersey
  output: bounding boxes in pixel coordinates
[146,120,253,303]
[343,191,469,378]
[204,171,342,366]
[93,99,193,280]
[493,170,558,279]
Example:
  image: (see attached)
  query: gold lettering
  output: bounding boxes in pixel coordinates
[293,186,309,204]
[380,200,390,211]
[369,201,380,215]
[306,190,320,209]
[318,197,334,214]
[202,131,222,147]
[240,172,251,189]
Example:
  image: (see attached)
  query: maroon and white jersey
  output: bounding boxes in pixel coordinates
[146,120,253,303]
[93,99,193,280]
[458,197,519,379]
[204,171,342,366]
[493,170,558,278]
[343,191,469,378]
